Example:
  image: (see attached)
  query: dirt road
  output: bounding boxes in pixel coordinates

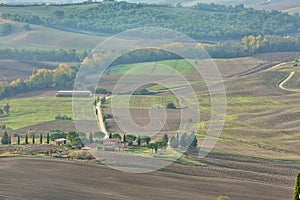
[278,71,295,91]
[96,102,109,138]
[0,157,293,200]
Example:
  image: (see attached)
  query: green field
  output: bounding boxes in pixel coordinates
[107,95,180,109]
[0,96,97,130]
[107,59,195,76]
[0,97,73,129]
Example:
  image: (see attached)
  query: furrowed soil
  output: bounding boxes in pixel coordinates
[0,157,294,200]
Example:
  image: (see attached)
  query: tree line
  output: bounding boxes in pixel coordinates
[0,64,78,99]
[0,48,88,62]
[0,34,300,65]
[107,132,197,154]
[1,1,300,40]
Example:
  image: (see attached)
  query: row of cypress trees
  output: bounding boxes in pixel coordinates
[1,132,50,145]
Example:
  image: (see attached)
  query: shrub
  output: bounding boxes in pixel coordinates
[217,196,230,200]
[166,102,176,109]
[72,150,94,160]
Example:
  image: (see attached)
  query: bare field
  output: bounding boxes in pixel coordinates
[0,157,294,200]
[0,60,59,82]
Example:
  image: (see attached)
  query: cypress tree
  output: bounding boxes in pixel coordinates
[89,132,93,144]
[123,134,126,143]
[40,133,43,144]
[8,134,11,144]
[17,135,20,145]
[137,136,141,147]
[295,172,300,200]
[1,131,9,144]
[32,134,35,144]
[190,136,198,148]
[163,133,169,144]
[109,132,112,139]
[46,133,50,144]
[25,134,28,144]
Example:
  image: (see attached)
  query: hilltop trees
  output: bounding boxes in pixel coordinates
[0,64,78,100]
[3,2,300,40]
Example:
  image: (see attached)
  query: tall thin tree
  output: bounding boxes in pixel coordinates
[295,172,300,200]
[25,134,28,144]
[46,133,50,144]
[40,133,43,144]
[17,135,20,145]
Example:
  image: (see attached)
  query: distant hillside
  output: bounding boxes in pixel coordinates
[127,0,300,10]
[1,1,300,41]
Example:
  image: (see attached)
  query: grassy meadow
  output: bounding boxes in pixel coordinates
[0,97,73,129]
[107,95,180,109]
[107,59,195,76]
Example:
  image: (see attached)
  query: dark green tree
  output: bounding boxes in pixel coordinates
[40,133,43,144]
[147,143,157,154]
[112,133,121,139]
[166,102,176,109]
[295,172,300,200]
[8,134,11,144]
[137,136,141,146]
[25,134,28,144]
[190,135,198,148]
[47,133,50,144]
[123,134,126,143]
[32,134,35,144]
[71,137,83,147]
[1,131,9,145]
[3,102,10,115]
[126,134,137,146]
[17,135,20,145]
[140,136,151,146]
[109,132,112,139]
[163,133,169,144]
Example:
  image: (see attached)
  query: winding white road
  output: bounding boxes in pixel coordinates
[96,100,109,138]
[278,71,295,91]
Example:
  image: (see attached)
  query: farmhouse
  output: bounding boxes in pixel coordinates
[54,138,66,145]
[55,90,92,97]
[103,138,128,151]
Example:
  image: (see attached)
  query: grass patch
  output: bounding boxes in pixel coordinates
[0,97,95,130]
[107,95,180,109]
